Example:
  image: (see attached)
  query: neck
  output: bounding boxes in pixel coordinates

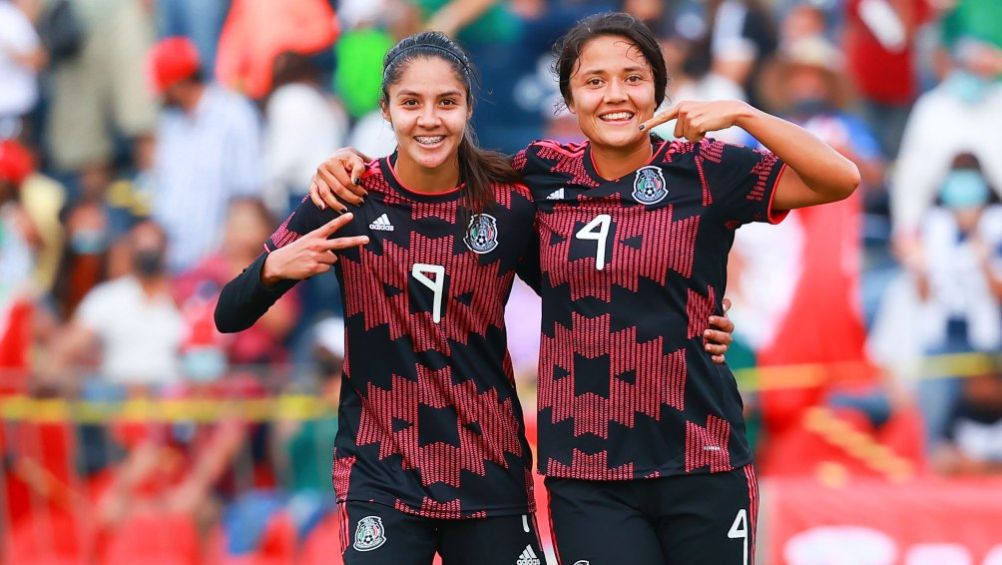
[394,152,461,193]
[181,84,206,114]
[591,137,654,180]
[136,275,166,296]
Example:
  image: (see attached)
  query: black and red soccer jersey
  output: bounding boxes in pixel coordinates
[217,154,539,519]
[514,137,787,481]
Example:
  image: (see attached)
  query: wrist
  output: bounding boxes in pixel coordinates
[732,101,759,129]
[261,253,283,287]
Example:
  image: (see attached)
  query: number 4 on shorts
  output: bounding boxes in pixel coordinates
[728,508,748,565]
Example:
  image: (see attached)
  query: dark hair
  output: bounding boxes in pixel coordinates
[271,51,319,92]
[381,31,517,214]
[554,12,669,108]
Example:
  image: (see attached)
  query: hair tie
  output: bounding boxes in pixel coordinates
[384,43,471,78]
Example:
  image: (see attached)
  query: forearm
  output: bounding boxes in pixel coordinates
[214,253,296,333]
[735,105,860,199]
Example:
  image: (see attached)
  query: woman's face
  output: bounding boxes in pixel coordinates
[383,57,470,174]
[224,201,271,255]
[566,35,658,151]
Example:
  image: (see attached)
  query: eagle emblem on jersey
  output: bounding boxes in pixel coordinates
[353,516,387,551]
[632,166,668,205]
[464,213,499,254]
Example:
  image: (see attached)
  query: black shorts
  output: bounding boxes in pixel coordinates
[338,501,544,565]
[545,465,758,565]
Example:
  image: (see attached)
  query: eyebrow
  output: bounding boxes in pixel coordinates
[577,65,649,77]
[395,89,463,98]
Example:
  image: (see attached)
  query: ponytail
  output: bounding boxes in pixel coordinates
[457,129,519,215]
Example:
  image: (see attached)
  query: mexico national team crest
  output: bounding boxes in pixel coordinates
[464,213,499,254]
[632,165,668,205]
[353,516,386,552]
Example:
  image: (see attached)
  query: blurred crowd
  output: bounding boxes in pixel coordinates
[1,0,1001,559]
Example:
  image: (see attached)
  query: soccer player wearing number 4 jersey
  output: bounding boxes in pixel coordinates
[529,14,857,565]
[309,12,859,565]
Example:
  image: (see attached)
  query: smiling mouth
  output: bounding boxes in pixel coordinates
[415,136,445,146]
[599,111,635,122]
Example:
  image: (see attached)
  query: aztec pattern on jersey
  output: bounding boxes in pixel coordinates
[268,155,537,518]
[515,137,786,480]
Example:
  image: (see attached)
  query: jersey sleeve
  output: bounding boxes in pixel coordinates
[701,140,788,226]
[515,227,542,295]
[264,196,333,252]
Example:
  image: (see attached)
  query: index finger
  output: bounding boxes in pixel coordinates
[638,105,679,132]
[314,212,354,237]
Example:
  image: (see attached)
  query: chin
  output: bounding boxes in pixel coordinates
[593,129,642,149]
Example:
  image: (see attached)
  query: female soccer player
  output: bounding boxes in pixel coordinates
[308,12,859,565]
[215,32,544,565]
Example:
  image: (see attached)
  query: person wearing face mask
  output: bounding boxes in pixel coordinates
[891,36,1002,267]
[911,154,1002,453]
[48,220,184,390]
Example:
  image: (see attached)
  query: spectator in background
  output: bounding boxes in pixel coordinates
[703,0,778,109]
[890,36,1002,258]
[174,197,298,367]
[155,0,231,77]
[0,138,38,376]
[843,0,932,158]
[46,220,184,390]
[933,364,1002,476]
[912,154,1002,451]
[45,0,157,197]
[0,0,44,140]
[148,37,262,273]
[730,36,884,442]
[657,14,748,144]
[939,0,1002,52]
[262,52,348,217]
[51,199,112,319]
[10,141,65,296]
[215,0,339,99]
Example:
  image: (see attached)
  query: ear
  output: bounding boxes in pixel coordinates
[565,98,577,115]
[380,102,391,125]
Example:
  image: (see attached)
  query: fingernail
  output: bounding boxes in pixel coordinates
[638,125,645,131]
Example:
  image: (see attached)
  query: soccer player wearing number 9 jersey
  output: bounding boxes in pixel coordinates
[216,33,546,564]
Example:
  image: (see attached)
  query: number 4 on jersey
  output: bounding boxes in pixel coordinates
[576,214,612,271]
[728,508,749,565]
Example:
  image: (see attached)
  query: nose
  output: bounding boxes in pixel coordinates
[605,78,627,103]
[417,104,438,128]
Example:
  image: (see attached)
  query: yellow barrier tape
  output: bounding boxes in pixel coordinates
[0,353,997,423]
[0,394,335,424]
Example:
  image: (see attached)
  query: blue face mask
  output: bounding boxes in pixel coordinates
[70,229,109,255]
[940,169,989,209]
[945,71,992,105]
[181,347,228,383]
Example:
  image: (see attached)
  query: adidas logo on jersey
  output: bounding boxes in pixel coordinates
[369,214,394,232]
[546,188,565,200]
[516,545,540,565]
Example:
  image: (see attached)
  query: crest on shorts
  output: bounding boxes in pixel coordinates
[464,213,499,254]
[353,516,386,552]
[632,166,668,205]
